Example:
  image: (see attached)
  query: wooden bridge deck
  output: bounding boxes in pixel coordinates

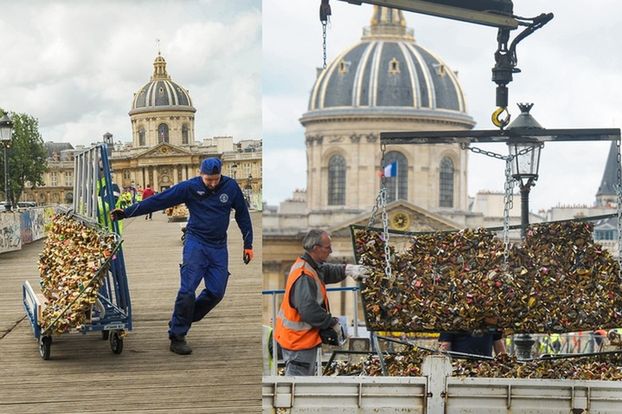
[0,211,262,413]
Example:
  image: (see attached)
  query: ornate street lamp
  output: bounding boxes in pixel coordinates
[0,113,14,211]
[507,103,543,238]
[506,103,543,359]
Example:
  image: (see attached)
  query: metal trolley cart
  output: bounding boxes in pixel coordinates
[22,144,132,360]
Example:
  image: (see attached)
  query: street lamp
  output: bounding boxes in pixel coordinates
[0,114,14,211]
[506,102,543,359]
[507,103,543,238]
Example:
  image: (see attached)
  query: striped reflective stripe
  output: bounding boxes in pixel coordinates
[277,309,312,331]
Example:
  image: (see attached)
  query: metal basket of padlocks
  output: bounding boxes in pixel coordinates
[22,144,132,360]
[352,220,622,335]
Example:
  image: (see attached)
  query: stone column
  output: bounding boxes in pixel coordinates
[153,168,159,191]
[173,165,178,185]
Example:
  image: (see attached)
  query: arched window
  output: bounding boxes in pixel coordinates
[182,125,189,145]
[328,154,346,206]
[158,123,169,143]
[384,151,408,203]
[138,128,145,146]
[439,157,454,208]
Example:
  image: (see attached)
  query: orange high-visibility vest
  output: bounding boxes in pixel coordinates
[275,257,329,351]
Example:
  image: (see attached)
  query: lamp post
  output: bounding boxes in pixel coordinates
[506,103,543,359]
[0,114,14,211]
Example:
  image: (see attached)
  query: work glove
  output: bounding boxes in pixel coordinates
[319,317,345,346]
[243,248,254,264]
[345,264,370,281]
[110,208,126,221]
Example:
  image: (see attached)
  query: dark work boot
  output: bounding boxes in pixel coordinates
[170,336,192,355]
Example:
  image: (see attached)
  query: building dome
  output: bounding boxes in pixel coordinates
[130,53,195,115]
[306,7,471,124]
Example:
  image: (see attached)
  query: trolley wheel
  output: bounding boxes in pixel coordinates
[110,331,124,354]
[102,330,109,340]
[39,336,52,360]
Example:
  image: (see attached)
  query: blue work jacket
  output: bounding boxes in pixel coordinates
[122,176,252,249]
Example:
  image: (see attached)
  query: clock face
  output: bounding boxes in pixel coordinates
[391,212,410,230]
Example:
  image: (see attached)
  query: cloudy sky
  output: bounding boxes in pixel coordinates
[263,0,621,212]
[0,0,261,146]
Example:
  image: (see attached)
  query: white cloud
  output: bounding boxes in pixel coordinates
[0,1,261,145]
[263,95,307,136]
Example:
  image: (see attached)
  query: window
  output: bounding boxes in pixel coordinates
[158,123,169,143]
[64,171,72,186]
[50,172,58,187]
[439,157,454,208]
[123,170,131,179]
[595,229,616,240]
[384,151,408,203]
[338,60,350,74]
[328,154,346,206]
[139,128,145,146]
[388,57,400,75]
[182,125,189,145]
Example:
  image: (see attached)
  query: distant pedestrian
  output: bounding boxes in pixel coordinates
[142,184,155,220]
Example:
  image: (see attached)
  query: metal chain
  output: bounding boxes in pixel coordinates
[502,158,515,268]
[616,136,622,279]
[461,142,542,161]
[368,144,387,227]
[461,142,542,267]
[379,186,393,281]
[460,143,508,161]
[322,22,328,69]
[368,144,392,280]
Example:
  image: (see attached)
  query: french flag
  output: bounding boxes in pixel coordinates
[383,161,397,177]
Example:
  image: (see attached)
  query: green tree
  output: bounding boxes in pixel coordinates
[0,109,47,209]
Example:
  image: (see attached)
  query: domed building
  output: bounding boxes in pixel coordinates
[302,6,474,221]
[22,53,262,210]
[109,54,262,206]
[129,53,196,147]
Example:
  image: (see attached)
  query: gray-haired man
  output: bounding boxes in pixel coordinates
[275,229,370,375]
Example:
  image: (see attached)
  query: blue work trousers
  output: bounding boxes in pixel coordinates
[169,235,229,338]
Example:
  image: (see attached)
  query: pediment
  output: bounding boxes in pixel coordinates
[329,200,462,237]
[135,143,192,159]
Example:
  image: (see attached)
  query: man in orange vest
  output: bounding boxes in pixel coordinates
[275,229,370,376]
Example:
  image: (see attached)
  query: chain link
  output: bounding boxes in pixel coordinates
[502,158,515,268]
[616,136,622,279]
[379,187,393,280]
[460,143,508,161]
[368,144,393,280]
[322,22,328,69]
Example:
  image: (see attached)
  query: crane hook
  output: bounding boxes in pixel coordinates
[492,107,511,129]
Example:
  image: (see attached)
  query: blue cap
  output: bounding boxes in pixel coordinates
[200,158,222,175]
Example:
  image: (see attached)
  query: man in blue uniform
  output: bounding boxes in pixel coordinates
[110,157,253,355]
[438,329,506,357]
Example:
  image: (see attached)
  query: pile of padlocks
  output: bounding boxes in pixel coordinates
[325,348,622,380]
[38,214,116,334]
[165,204,189,219]
[356,221,622,333]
